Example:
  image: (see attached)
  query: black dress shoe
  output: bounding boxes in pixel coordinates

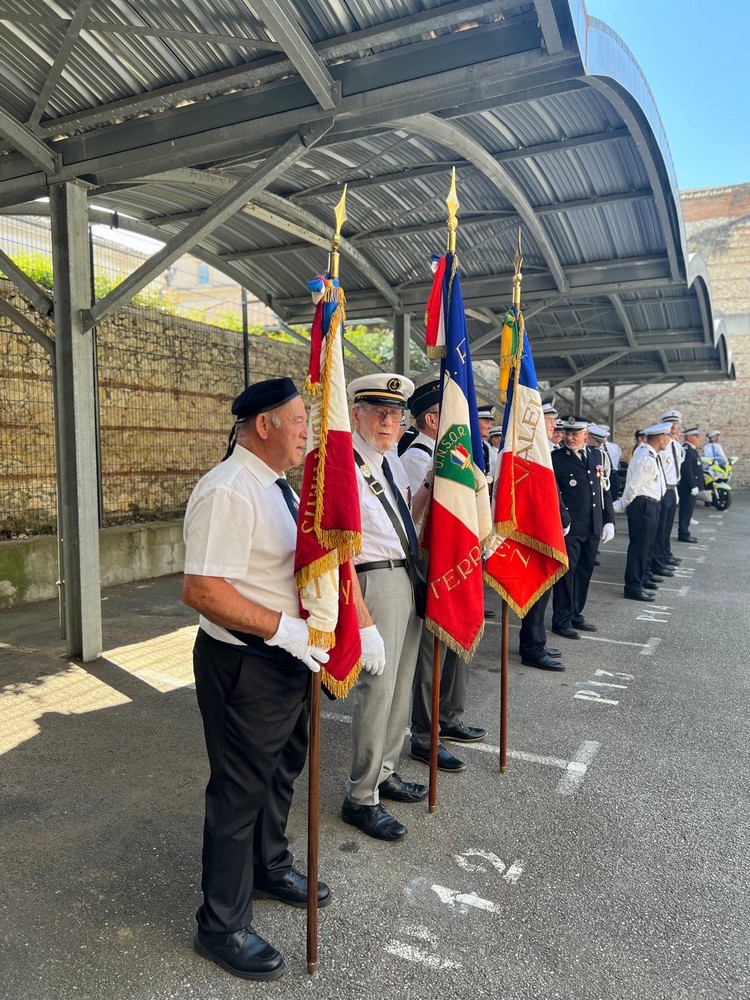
[341,799,407,840]
[552,626,581,639]
[440,723,487,743]
[646,574,665,583]
[194,925,285,981]
[521,654,566,671]
[379,772,428,803]
[651,565,674,576]
[643,579,660,589]
[665,555,681,565]
[253,867,331,908]
[484,609,497,619]
[410,742,466,772]
[677,535,698,543]
[544,646,562,657]
[624,590,655,602]
[571,619,598,632]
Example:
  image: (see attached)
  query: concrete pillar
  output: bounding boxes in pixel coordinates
[393,312,411,376]
[50,181,102,661]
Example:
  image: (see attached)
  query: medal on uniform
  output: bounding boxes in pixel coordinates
[570,479,577,486]
[361,465,372,478]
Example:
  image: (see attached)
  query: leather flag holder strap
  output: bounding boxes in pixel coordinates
[353,450,427,618]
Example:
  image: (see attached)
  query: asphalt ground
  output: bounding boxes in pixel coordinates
[1,495,748,1000]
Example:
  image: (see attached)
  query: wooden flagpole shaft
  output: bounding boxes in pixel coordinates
[500,600,509,773]
[429,635,441,812]
[306,670,321,974]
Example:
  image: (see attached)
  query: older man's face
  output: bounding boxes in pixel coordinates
[563,428,586,451]
[352,402,403,454]
[544,413,557,439]
[478,416,493,440]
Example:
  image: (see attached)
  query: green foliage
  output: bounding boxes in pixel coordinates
[0,251,55,289]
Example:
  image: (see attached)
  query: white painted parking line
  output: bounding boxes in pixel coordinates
[575,680,628,690]
[591,579,686,593]
[579,635,658,649]
[556,740,600,794]
[575,691,619,706]
[386,926,462,970]
[640,637,662,656]
[431,885,503,914]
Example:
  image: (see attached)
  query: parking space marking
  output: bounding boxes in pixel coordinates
[385,925,462,970]
[579,635,658,649]
[556,740,601,794]
[432,885,503,914]
[640,637,662,656]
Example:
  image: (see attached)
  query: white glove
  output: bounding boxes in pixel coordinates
[360,624,386,676]
[563,524,571,536]
[601,523,615,544]
[266,612,329,674]
[691,487,699,496]
[613,498,625,514]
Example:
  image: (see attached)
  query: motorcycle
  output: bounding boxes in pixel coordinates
[698,455,737,511]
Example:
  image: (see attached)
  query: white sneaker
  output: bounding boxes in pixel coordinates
[690,518,699,525]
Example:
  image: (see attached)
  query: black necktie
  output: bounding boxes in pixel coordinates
[381,456,418,555]
[275,478,298,523]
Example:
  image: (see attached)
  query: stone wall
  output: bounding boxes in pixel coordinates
[1,279,366,535]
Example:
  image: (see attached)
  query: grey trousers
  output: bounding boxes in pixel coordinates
[410,628,467,748]
[346,565,422,806]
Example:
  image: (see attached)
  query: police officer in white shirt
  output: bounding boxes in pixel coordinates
[651,409,684,575]
[477,403,497,481]
[613,422,671,601]
[703,430,728,465]
[183,378,334,982]
[343,373,428,842]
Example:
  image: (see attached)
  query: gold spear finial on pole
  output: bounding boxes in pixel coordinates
[328,183,348,282]
[446,166,459,254]
[512,227,523,310]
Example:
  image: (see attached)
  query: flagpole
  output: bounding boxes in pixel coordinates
[499,232,523,775]
[428,169,460,811]
[306,185,348,975]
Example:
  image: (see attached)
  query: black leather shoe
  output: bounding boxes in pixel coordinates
[552,626,580,640]
[410,742,466,772]
[521,654,566,671]
[341,799,407,840]
[665,555,681,565]
[624,590,655,602]
[544,646,562,657]
[378,772,428,803]
[440,723,487,743]
[194,925,285,981]
[643,579,660,589]
[484,609,497,619]
[253,867,331,909]
[571,619,598,632]
[651,565,674,577]
[677,535,698,543]
[646,574,665,583]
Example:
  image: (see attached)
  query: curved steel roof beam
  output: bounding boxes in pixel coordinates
[572,14,685,283]
[394,114,568,294]
[139,168,400,309]
[608,295,636,350]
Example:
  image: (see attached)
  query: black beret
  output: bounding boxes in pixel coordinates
[408,379,441,418]
[231,377,299,419]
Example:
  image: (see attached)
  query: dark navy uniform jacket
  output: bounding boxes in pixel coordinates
[552,446,615,537]
[678,443,703,494]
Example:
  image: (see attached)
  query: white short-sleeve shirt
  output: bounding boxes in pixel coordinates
[183,444,299,644]
[400,431,435,495]
[353,431,412,564]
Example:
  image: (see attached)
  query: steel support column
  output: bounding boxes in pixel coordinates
[608,383,616,434]
[393,313,411,377]
[574,381,583,415]
[50,181,102,661]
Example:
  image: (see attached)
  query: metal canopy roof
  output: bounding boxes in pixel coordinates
[0,0,735,388]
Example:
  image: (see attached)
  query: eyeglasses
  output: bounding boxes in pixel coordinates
[357,403,404,423]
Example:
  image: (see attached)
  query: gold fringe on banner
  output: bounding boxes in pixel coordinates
[425,617,484,663]
[321,658,362,699]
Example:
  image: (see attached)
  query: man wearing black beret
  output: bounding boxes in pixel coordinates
[183,377,331,981]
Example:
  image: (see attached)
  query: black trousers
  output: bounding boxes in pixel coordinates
[652,486,677,567]
[410,630,465,747]
[552,533,599,630]
[519,587,551,659]
[625,497,660,594]
[677,488,696,538]
[193,629,310,934]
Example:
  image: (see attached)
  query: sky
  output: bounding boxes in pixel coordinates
[586,0,749,191]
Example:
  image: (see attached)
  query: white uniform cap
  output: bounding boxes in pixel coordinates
[660,409,682,423]
[587,423,609,439]
[488,426,503,439]
[683,426,699,436]
[347,373,415,407]
[560,415,588,432]
[643,422,672,436]
[477,404,495,420]
[542,403,558,416]
[706,429,721,438]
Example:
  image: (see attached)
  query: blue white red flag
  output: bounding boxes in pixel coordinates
[484,310,568,615]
